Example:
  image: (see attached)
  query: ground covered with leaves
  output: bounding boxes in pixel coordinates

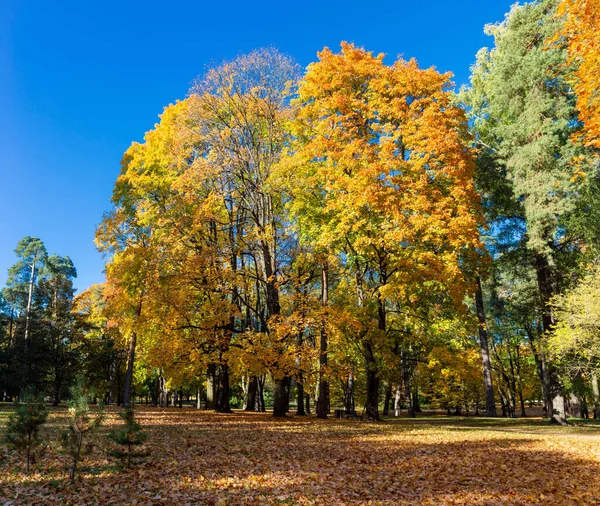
[1,406,600,505]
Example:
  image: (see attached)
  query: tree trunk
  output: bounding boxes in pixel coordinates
[205,364,216,410]
[394,384,402,417]
[273,378,287,417]
[475,277,497,417]
[122,331,137,407]
[344,371,355,414]
[358,266,379,422]
[244,376,258,411]
[296,379,305,416]
[569,392,583,419]
[363,342,379,421]
[317,262,329,419]
[257,375,266,412]
[53,378,60,407]
[383,383,392,416]
[21,261,37,397]
[592,374,600,419]
[123,300,143,407]
[413,389,422,413]
[402,350,415,418]
[305,393,311,415]
[215,364,232,413]
[535,254,567,425]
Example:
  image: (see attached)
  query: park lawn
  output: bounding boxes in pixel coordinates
[1,406,600,505]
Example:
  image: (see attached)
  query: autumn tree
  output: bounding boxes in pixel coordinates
[281,43,484,420]
[558,0,600,150]
[188,49,301,416]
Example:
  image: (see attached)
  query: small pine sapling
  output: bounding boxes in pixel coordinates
[108,405,149,468]
[3,395,48,473]
[60,377,104,484]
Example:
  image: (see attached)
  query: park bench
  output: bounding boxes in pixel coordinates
[334,408,362,420]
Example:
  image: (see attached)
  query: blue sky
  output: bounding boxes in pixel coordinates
[0,0,514,293]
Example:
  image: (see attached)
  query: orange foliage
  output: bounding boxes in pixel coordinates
[558,0,600,149]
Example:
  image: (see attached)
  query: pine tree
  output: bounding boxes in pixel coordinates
[60,377,104,483]
[108,405,148,468]
[3,395,48,473]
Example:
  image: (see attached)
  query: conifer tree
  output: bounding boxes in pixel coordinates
[60,377,104,483]
[3,395,48,473]
[108,405,148,468]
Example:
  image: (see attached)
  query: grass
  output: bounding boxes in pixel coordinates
[1,405,600,504]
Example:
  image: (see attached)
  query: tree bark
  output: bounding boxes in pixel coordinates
[244,376,258,411]
[205,364,216,410]
[394,384,402,417]
[215,363,232,413]
[535,254,567,425]
[592,374,600,419]
[317,262,329,419]
[123,300,143,407]
[296,379,305,416]
[358,267,379,421]
[475,277,497,417]
[383,383,392,416]
[344,370,355,414]
[402,350,415,418]
[272,377,287,417]
[569,392,583,419]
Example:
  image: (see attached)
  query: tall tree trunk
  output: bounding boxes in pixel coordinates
[305,393,311,415]
[205,364,216,410]
[284,376,291,412]
[296,378,305,416]
[53,377,60,407]
[592,374,600,419]
[21,261,37,397]
[257,375,266,412]
[122,330,137,407]
[413,388,422,413]
[215,363,232,413]
[317,262,329,419]
[383,383,392,416]
[358,267,379,421]
[394,384,402,417]
[527,330,549,418]
[535,254,567,425]
[402,350,415,418]
[296,329,306,416]
[244,376,258,412]
[364,342,380,421]
[475,277,497,417]
[569,392,583,419]
[344,370,355,414]
[123,300,143,407]
[272,377,287,417]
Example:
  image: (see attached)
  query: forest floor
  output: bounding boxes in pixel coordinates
[1,405,600,505]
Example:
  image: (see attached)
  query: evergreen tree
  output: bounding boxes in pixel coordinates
[108,405,148,468]
[462,0,591,424]
[3,395,48,473]
[60,377,104,483]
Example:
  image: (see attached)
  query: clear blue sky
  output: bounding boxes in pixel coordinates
[0,0,514,293]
